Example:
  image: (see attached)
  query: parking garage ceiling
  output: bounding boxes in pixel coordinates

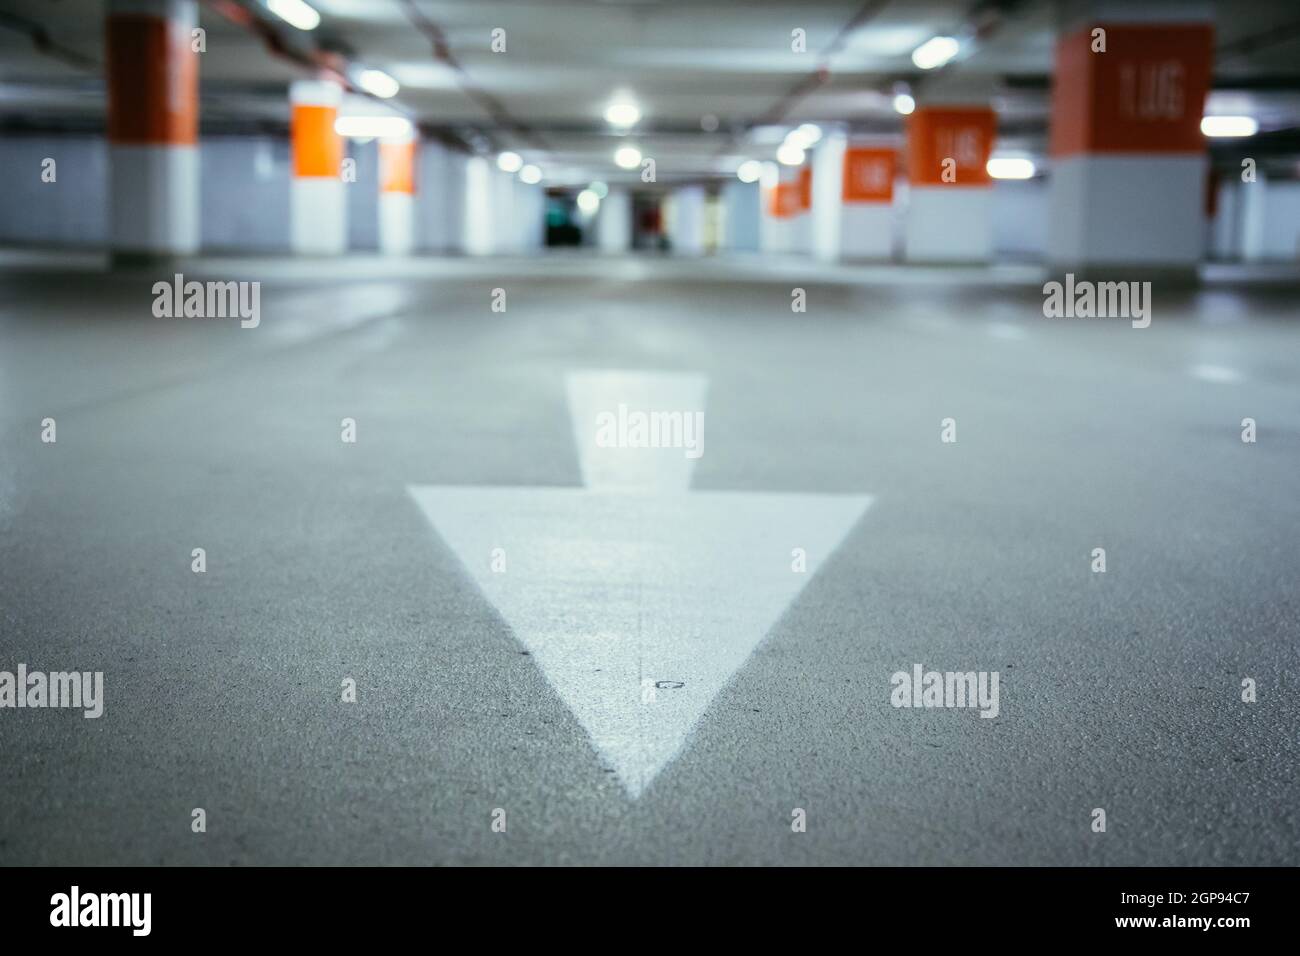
[3,0,1300,181]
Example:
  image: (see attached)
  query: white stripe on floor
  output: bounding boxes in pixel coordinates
[565,369,708,492]
[409,369,872,798]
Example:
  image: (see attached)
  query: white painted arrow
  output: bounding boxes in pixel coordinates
[409,371,872,798]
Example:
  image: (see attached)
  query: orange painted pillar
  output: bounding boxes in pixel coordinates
[808,128,897,261]
[290,79,346,254]
[838,144,896,259]
[378,133,417,254]
[105,0,199,257]
[1047,6,1214,273]
[760,164,809,254]
[904,105,996,262]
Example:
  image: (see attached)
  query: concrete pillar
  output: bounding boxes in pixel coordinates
[513,180,545,252]
[596,188,632,253]
[810,132,846,261]
[1239,171,1268,262]
[378,133,416,254]
[105,0,199,259]
[417,141,466,253]
[812,130,897,261]
[463,156,494,255]
[668,185,706,255]
[1206,173,1237,261]
[491,168,517,253]
[721,181,761,252]
[290,79,346,254]
[761,164,811,254]
[1046,1,1215,276]
[904,104,996,263]
[344,139,378,251]
[842,145,897,259]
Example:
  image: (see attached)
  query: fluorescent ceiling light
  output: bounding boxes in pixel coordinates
[986,157,1036,180]
[736,159,762,183]
[794,123,822,146]
[497,151,523,173]
[386,62,459,91]
[334,115,411,139]
[614,145,642,169]
[759,162,780,189]
[266,0,320,31]
[893,92,916,115]
[1200,115,1258,138]
[357,68,400,99]
[604,101,641,127]
[519,164,542,184]
[911,36,959,70]
[776,142,805,166]
[576,189,600,214]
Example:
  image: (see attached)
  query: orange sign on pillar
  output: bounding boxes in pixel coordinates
[380,140,417,194]
[906,107,996,186]
[292,104,342,178]
[842,148,895,202]
[1049,23,1214,156]
[105,14,198,146]
[768,181,803,218]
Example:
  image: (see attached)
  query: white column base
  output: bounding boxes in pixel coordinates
[291,178,346,255]
[596,189,632,254]
[905,186,991,263]
[668,186,706,256]
[761,214,812,255]
[1048,154,1206,269]
[840,204,894,260]
[721,181,761,252]
[110,144,199,255]
[379,192,415,255]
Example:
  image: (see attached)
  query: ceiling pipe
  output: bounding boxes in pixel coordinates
[0,10,99,72]
[397,0,550,154]
[725,0,892,153]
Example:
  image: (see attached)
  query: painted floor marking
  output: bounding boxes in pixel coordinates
[565,369,708,491]
[409,370,872,798]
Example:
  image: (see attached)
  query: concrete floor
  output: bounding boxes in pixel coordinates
[1,253,1297,865]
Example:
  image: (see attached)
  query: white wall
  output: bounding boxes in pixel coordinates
[462,156,494,255]
[0,135,109,246]
[1209,178,1240,260]
[417,143,467,253]
[513,180,546,251]
[596,188,632,253]
[991,178,1049,260]
[490,167,518,252]
[0,133,296,252]
[12,132,1288,265]
[905,187,992,263]
[721,180,760,252]
[667,185,706,255]
[345,139,379,251]
[1257,181,1300,260]
[201,136,290,252]
[810,134,845,261]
